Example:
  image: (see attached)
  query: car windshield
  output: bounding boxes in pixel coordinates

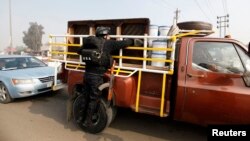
[0,57,47,71]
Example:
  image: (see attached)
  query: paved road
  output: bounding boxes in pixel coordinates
[0,88,207,141]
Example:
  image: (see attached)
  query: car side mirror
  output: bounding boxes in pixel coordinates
[248,42,250,55]
[243,71,250,77]
[243,71,250,87]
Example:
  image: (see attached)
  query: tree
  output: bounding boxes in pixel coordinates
[23,22,45,52]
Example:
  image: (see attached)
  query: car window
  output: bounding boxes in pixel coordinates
[192,42,244,74]
[0,57,47,70]
[2,58,18,70]
[0,59,6,70]
[27,57,47,68]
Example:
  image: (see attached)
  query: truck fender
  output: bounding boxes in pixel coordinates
[98,82,109,91]
[99,82,117,126]
[98,82,116,106]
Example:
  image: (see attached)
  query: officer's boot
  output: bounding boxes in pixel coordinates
[83,101,97,127]
[75,95,89,123]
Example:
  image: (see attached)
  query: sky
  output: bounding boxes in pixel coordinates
[1,0,250,51]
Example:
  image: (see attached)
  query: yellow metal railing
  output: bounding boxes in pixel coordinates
[113,69,132,74]
[50,51,78,55]
[66,63,85,69]
[135,70,142,112]
[126,46,174,51]
[112,55,174,63]
[160,73,167,117]
[49,43,81,47]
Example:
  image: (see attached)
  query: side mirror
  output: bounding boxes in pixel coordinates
[243,71,250,77]
[243,71,250,87]
[248,42,250,55]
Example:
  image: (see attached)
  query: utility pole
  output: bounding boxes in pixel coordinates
[174,8,181,25]
[217,14,229,38]
[9,0,13,54]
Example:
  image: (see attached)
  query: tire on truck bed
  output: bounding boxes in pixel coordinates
[177,21,212,30]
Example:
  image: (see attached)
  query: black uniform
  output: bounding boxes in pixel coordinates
[79,37,133,126]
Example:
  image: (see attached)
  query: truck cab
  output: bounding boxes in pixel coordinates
[174,37,250,125]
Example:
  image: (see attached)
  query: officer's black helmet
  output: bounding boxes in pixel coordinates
[95,26,110,37]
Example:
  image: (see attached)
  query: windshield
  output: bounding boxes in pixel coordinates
[0,57,47,71]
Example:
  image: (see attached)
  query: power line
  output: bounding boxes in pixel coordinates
[180,13,187,21]
[224,0,228,14]
[206,0,220,17]
[151,0,174,13]
[222,0,228,14]
[161,0,178,9]
[222,0,225,14]
[194,0,212,22]
[205,0,216,17]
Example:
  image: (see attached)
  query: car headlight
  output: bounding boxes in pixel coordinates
[12,79,34,85]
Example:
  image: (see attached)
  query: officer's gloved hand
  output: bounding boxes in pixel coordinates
[134,39,143,47]
[123,38,134,46]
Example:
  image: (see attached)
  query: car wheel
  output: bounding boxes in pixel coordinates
[177,21,212,30]
[73,95,111,134]
[0,82,13,104]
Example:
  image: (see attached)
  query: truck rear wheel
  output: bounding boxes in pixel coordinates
[73,94,113,134]
[177,21,212,30]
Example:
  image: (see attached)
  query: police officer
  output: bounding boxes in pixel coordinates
[78,26,134,127]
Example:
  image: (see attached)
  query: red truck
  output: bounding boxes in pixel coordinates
[49,18,250,133]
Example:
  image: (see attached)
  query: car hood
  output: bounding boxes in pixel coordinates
[1,66,54,79]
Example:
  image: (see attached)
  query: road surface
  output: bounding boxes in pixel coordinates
[0,88,207,141]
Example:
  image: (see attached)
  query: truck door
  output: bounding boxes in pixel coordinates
[183,39,250,125]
